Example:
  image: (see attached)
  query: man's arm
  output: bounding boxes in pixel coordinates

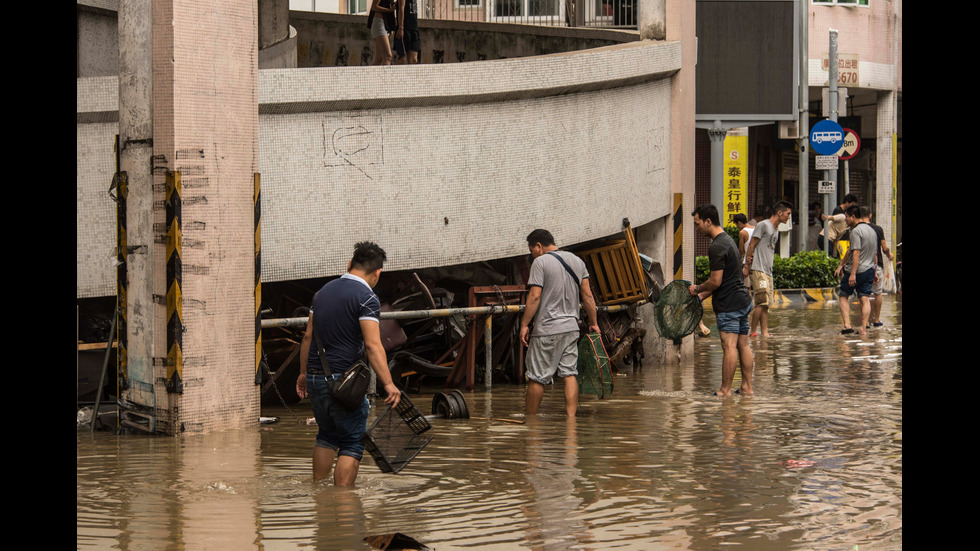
[296,314,313,399]
[880,238,894,262]
[689,269,723,301]
[520,285,542,347]
[360,319,400,407]
[743,236,761,276]
[396,0,404,38]
[579,278,600,334]
[848,248,860,285]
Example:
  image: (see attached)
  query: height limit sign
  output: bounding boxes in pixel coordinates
[818,180,836,195]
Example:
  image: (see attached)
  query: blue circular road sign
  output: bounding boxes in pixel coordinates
[809,119,845,156]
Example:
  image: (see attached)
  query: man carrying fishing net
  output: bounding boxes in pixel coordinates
[688,205,755,397]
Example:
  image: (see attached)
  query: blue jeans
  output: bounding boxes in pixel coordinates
[715,304,752,335]
[307,373,370,460]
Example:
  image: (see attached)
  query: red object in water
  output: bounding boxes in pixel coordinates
[783,460,816,468]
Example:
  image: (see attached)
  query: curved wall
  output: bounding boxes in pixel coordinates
[78,38,681,296]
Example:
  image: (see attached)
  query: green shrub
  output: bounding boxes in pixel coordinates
[694,250,838,288]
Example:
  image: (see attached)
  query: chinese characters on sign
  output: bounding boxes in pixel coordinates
[821,53,859,86]
[723,127,749,226]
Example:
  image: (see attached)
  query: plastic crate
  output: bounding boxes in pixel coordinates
[361,393,433,474]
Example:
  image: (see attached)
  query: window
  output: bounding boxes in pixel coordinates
[457,0,481,7]
[811,0,870,6]
[349,0,368,14]
[491,0,562,19]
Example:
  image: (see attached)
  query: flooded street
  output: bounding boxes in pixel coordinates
[77,295,901,550]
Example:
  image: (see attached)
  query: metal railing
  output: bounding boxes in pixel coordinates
[418,0,637,28]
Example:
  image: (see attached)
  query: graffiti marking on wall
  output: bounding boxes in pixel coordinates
[323,114,384,181]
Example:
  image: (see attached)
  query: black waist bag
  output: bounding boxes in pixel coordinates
[314,330,371,411]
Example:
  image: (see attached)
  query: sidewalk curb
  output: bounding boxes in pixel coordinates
[702,287,839,308]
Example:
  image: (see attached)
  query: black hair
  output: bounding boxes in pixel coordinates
[773,200,793,213]
[844,205,862,218]
[859,205,872,219]
[350,241,386,273]
[843,194,858,204]
[526,229,556,247]
[732,213,748,225]
[691,204,721,227]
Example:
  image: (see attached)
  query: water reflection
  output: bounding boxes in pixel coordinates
[77,296,901,549]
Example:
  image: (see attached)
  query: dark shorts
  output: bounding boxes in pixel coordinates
[400,28,420,55]
[715,304,752,335]
[307,373,370,460]
[838,267,875,298]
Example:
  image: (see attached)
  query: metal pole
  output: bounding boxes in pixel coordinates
[797,0,809,252]
[91,302,119,432]
[823,29,839,256]
[260,302,643,329]
[484,316,493,391]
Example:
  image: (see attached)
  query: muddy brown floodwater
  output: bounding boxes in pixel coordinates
[77,295,902,550]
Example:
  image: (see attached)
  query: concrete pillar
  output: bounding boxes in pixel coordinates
[638,0,666,41]
[118,0,260,434]
[117,0,159,432]
[665,0,695,359]
[875,89,898,292]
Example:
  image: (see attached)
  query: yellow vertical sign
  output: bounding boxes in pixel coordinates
[723,127,749,226]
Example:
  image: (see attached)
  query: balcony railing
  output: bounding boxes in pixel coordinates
[375,0,638,28]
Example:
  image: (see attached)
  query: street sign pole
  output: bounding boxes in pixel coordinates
[823,29,839,256]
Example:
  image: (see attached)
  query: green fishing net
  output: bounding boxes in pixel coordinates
[577,332,613,398]
[654,279,703,343]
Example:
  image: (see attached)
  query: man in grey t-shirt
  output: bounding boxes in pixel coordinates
[520,229,600,417]
[835,205,879,336]
[743,201,792,338]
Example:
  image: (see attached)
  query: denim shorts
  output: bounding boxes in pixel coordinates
[715,304,752,335]
[307,373,370,460]
[838,267,875,298]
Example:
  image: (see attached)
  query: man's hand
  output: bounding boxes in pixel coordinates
[688,284,698,297]
[848,272,857,287]
[383,383,401,407]
[520,325,530,347]
[589,324,601,335]
[296,374,307,400]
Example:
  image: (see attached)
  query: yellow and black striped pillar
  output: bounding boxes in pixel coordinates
[165,171,183,393]
[254,173,263,385]
[672,192,684,281]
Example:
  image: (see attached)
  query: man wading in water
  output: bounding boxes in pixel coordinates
[689,205,754,397]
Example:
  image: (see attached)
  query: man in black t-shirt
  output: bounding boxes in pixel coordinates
[689,204,754,397]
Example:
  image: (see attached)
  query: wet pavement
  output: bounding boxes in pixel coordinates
[77,294,901,550]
